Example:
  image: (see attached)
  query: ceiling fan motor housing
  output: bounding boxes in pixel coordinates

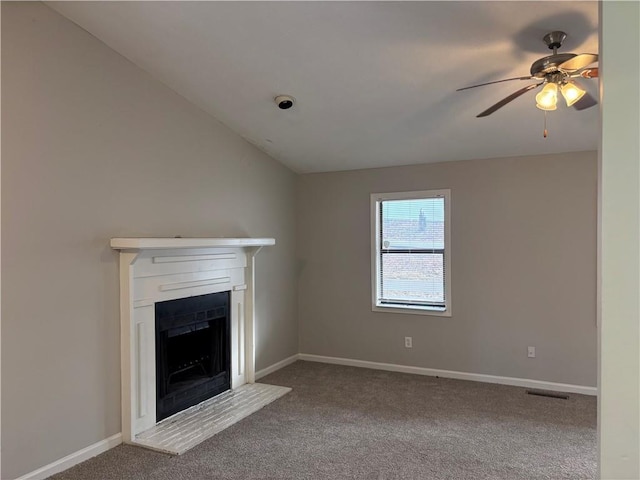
[530,53,577,77]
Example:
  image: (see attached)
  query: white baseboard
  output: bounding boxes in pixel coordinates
[299,353,597,396]
[16,433,122,480]
[255,354,300,380]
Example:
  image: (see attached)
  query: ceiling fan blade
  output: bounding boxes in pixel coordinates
[578,67,599,79]
[476,82,543,118]
[559,53,598,72]
[572,91,598,111]
[456,76,533,92]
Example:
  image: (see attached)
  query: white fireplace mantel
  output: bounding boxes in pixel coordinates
[111,237,275,445]
[111,237,275,250]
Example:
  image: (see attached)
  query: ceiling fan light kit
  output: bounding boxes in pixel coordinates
[457,30,598,131]
[534,80,586,111]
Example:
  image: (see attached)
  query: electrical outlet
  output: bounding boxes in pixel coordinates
[405,336,413,348]
[528,346,536,358]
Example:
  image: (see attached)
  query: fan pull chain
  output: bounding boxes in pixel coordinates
[543,110,548,138]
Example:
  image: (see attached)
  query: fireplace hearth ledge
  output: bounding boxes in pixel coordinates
[111,237,280,451]
[135,383,291,455]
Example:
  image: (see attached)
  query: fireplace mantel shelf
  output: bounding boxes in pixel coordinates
[111,237,275,250]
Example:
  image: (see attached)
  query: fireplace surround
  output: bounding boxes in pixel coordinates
[111,237,277,449]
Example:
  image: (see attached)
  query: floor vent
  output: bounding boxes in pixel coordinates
[526,389,569,400]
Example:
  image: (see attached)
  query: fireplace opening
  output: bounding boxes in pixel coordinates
[155,291,231,422]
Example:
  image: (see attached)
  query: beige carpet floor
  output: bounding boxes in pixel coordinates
[50,361,596,479]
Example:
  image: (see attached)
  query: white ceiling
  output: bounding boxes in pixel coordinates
[48,1,599,174]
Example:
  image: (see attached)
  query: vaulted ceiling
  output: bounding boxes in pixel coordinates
[48,1,599,173]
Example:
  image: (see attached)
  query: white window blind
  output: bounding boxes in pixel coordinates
[371,190,451,316]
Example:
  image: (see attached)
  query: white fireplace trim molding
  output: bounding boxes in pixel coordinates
[110,237,275,444]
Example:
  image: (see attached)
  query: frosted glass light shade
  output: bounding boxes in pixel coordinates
[535,83,558,110]
[560,82,586,106]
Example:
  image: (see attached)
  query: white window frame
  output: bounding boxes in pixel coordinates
[371,189,452,317]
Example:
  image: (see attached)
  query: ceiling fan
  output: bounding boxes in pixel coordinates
[457,31,599,118]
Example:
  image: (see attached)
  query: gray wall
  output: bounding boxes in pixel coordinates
[297,152,597,387]
[1,3,297,478]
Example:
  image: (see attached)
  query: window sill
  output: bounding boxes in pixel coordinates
[372,304,451,317]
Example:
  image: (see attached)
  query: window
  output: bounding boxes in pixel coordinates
[371,189,451,316]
